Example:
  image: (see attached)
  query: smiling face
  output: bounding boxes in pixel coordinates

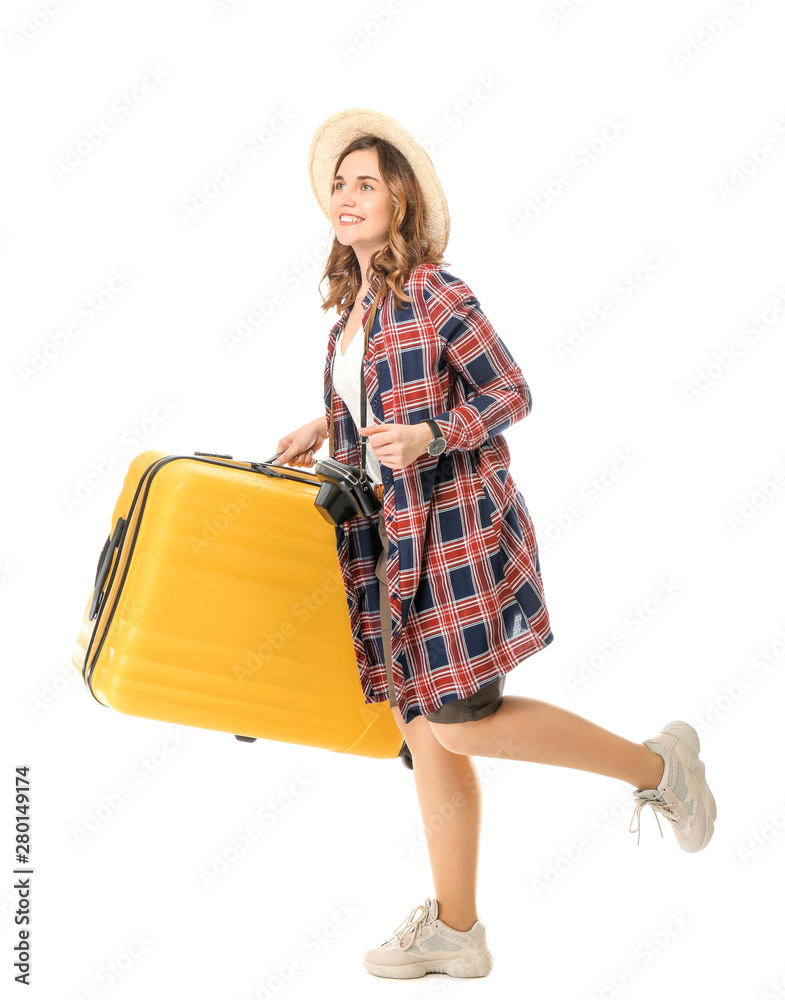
[329,147,394,258]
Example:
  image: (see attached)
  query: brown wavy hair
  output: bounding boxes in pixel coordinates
[318,134,449,316]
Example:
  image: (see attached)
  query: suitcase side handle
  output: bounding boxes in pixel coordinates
[194,450,286,464]
[194,450,284,466]
[89,517,126,621]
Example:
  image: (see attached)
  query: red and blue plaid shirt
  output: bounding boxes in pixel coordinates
[323,262,554,723]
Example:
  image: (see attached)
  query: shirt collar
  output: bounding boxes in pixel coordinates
[335,274,385,326]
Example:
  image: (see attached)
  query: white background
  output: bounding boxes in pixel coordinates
[3,0,784,997]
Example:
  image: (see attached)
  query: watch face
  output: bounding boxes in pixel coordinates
[428,436,446,456]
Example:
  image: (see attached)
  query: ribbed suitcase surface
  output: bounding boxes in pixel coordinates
[72,450,401,759]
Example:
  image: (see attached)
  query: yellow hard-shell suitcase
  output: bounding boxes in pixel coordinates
[72,449,403,760]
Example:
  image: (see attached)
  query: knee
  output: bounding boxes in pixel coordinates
[391,705,434,747]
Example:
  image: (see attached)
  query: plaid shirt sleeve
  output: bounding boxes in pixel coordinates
[426,279,532,453]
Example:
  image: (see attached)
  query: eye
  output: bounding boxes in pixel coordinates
[333,181,373,191]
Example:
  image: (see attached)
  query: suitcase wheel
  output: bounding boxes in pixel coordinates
[234,735,257,743]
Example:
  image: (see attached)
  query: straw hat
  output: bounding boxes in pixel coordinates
[308,107,450,256]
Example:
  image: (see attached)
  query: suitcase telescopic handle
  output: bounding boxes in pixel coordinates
[89,516,126,621]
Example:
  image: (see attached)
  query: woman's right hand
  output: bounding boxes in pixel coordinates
[273,416,328,468]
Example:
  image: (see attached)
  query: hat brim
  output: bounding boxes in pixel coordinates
[308,107,449,256]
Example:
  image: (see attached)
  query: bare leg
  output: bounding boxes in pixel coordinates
[392,705,483,933]
[429,696,665,791]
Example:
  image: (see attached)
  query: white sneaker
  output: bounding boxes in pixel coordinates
[628,720,717,853]
[362,897,493,979]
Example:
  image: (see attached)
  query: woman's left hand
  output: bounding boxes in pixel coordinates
[358,422,434,469]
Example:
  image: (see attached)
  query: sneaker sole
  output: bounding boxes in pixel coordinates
[363,949,494,979]
[661,721,717,852]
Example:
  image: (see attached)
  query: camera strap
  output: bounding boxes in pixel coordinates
[329,284,384,477]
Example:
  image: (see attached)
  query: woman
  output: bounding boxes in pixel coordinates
[275,108,716,981]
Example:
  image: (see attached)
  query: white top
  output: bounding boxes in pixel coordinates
[332,322,383,486]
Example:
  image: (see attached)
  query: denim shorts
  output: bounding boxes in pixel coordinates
[375,517,505,724]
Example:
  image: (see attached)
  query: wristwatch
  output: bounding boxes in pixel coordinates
[423,419,447,457]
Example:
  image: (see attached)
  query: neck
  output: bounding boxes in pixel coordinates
[353,245,385,301]
[354,246,373,286]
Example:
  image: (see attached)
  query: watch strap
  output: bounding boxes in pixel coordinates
[424,419,444,442]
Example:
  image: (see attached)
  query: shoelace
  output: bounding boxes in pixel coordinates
[386,900,434,951]
[628,791,683,845]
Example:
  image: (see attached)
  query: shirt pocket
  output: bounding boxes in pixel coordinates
[476,453,507,535]
[454,452,500,553]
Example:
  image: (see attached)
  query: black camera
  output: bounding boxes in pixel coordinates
[313,456,382,526]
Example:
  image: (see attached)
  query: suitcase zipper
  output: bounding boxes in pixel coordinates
[83,454,321,701]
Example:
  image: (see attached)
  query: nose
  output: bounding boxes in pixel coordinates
[334,198,355,221]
